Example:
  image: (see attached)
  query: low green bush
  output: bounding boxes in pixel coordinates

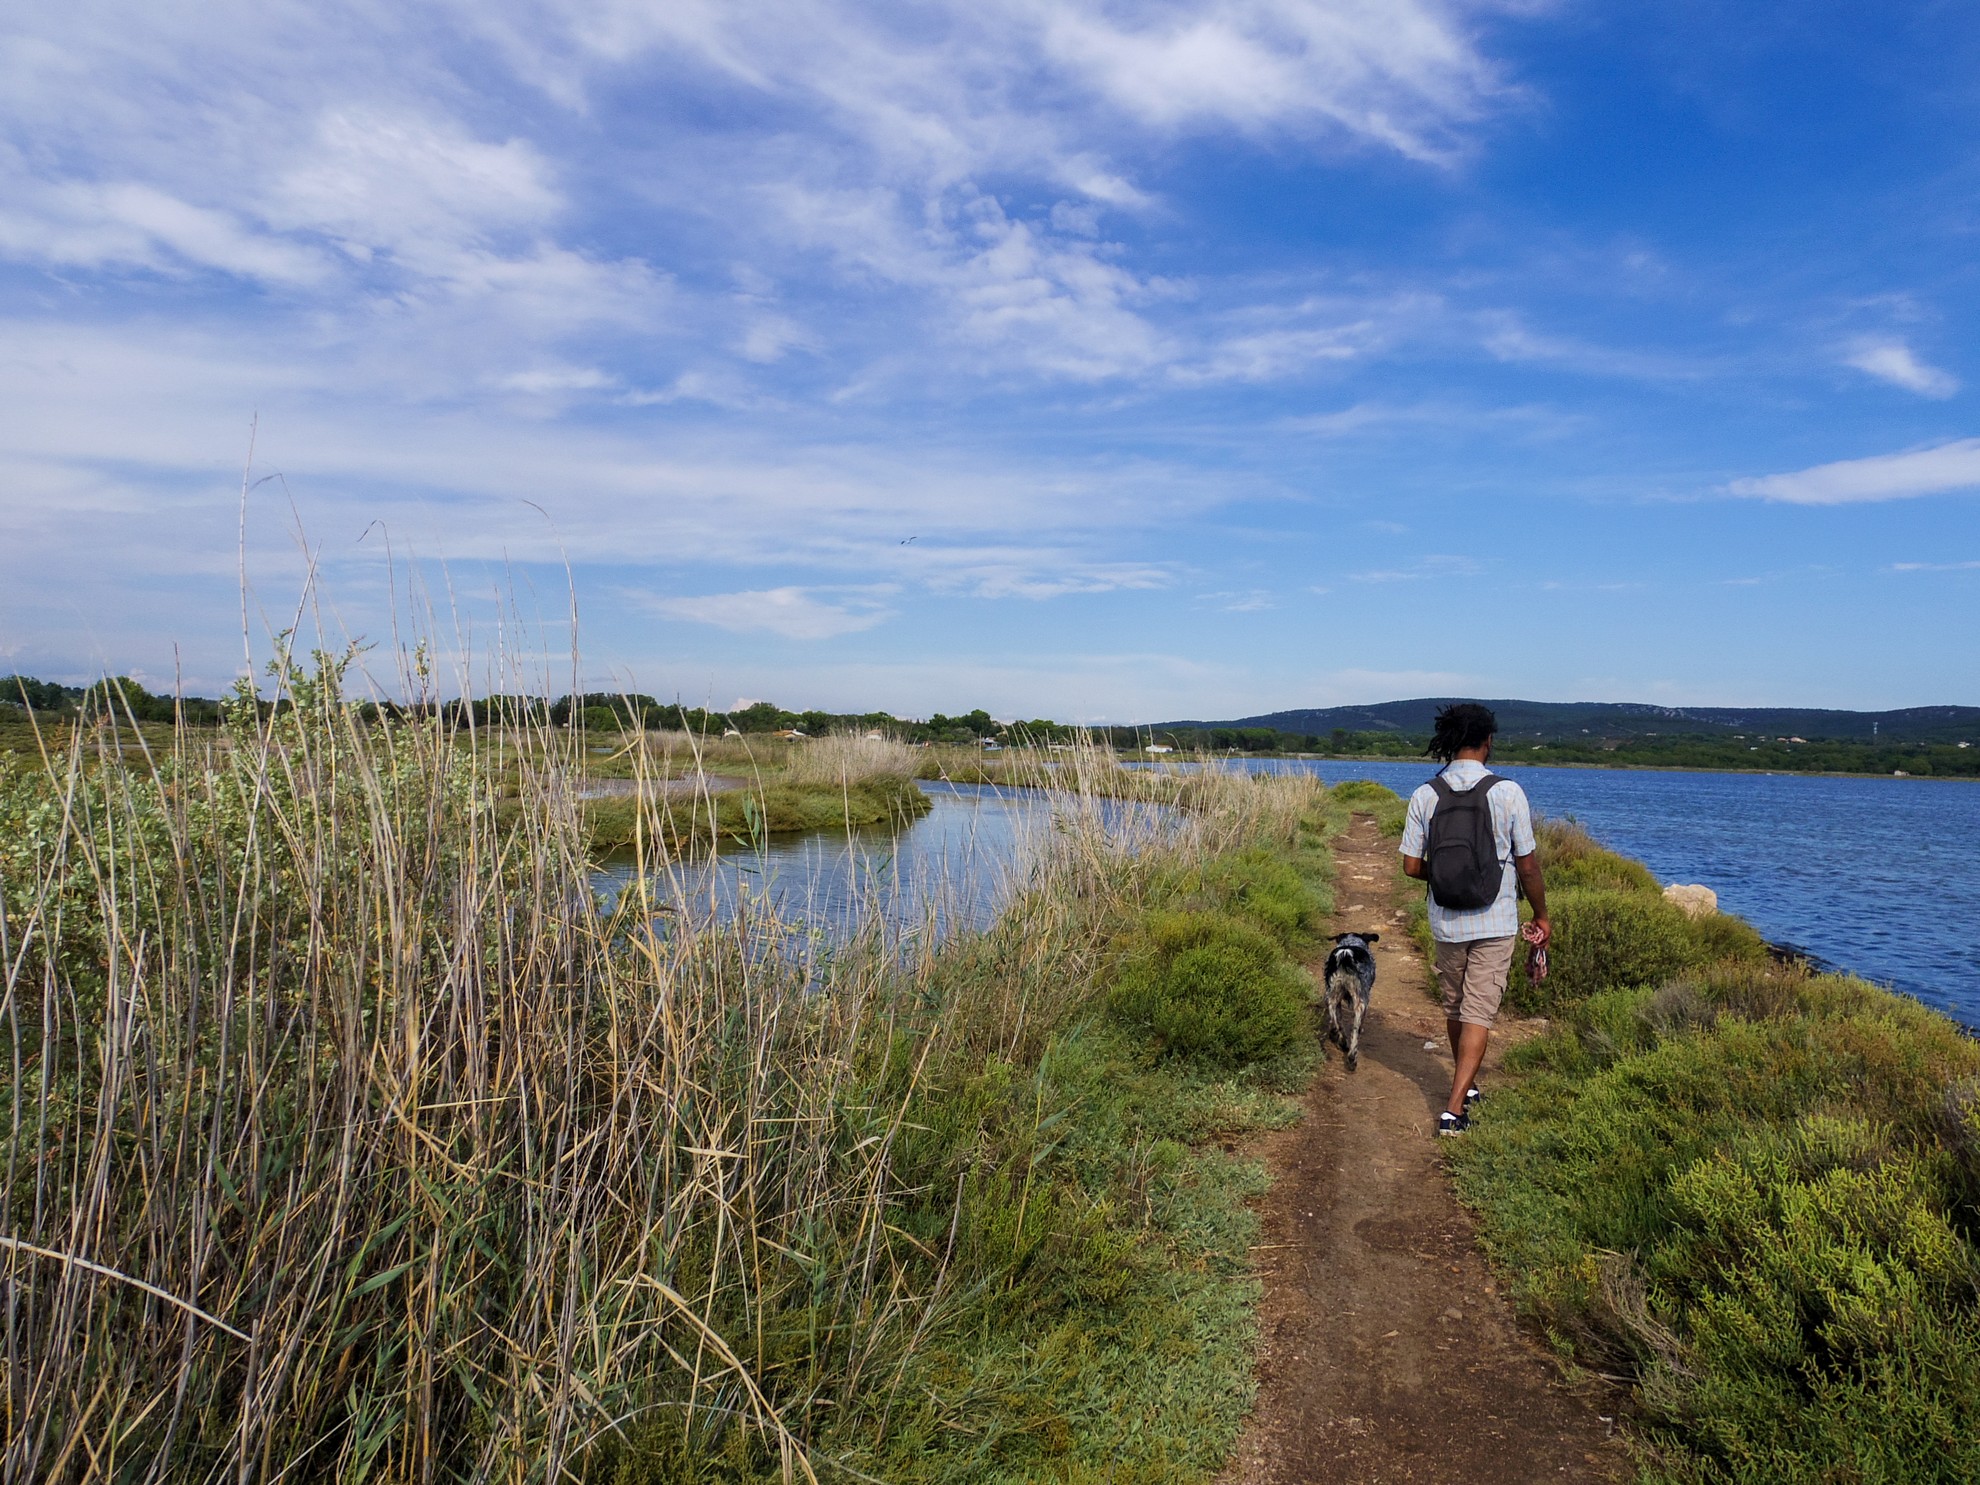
[1684,909,1769,966]
[1109,910,1311,1068]
[1506,885,1768,1014]
[1193,847,1320,946]
[1509,886,1699,1012]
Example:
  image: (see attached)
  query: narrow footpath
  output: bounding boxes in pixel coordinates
[1218,815,1626,1485]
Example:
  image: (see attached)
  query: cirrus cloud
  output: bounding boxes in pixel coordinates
[1728,439,1980,505]
[636,585,897,639]
[1842,338,1958,399]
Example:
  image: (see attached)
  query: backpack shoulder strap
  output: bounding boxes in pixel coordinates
[1432,770,1500,799]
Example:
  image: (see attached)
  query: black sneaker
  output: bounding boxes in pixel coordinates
[1465,1086,1483,1111]
[1436,1110,1471,1138]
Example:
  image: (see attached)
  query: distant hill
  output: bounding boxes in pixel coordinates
[1156,699,1980,745]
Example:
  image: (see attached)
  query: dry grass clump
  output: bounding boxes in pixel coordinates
[779,731,921,787]
[1,659,905,1481]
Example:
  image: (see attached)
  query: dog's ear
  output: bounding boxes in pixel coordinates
[1363,932,1380,943]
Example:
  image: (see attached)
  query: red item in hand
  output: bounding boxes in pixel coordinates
[1526,944,1549,982]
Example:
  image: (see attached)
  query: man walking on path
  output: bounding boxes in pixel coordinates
[1399,703,1550,1137]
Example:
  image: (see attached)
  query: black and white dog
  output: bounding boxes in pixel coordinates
[1323,933,1379,1071]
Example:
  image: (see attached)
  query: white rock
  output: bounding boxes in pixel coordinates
[1663,883,1718,919]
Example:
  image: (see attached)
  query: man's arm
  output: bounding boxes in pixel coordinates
[1399,787,1431,879]
[1514,851,1550,945]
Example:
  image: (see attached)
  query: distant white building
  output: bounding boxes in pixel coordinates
[1146,744,1174,754]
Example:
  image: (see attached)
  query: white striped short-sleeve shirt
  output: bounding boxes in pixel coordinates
[1398,760,1536,943]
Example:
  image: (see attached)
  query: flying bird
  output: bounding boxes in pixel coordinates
[900,536,918,544]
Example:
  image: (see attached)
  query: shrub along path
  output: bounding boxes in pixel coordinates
[1219,813,1625,1485]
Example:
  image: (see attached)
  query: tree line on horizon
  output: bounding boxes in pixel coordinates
[1156,723,1980,776]
[0,675,1092,748]
[7,674,1976,775]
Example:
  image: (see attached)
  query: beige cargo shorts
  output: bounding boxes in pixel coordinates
[1434,935,1518,1028]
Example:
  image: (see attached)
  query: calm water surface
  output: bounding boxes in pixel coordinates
[593,780,1167,950]
[1244,759,1980,1027]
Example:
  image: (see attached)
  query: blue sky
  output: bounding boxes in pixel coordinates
[2,1,1977,720]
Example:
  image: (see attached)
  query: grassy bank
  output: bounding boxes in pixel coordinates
[1421,817,1980,1481]
[580,774,930,850]
[0,666,1344,1483]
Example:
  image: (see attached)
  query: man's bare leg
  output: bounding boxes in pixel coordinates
[1447,1022,1490,1118]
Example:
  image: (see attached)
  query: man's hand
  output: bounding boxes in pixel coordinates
[1513,850,1547,938]
[1521,916,1552,949]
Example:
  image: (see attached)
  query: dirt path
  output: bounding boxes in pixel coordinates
[1218,815,1626,1485]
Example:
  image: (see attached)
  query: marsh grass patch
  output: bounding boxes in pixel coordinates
[1447,818,1980,1484]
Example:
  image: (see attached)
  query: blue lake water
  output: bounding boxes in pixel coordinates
[593,780,1168,952]
[1236,758,1980,1028]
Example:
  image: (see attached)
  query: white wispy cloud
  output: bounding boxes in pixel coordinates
[1841,338,1958,399]
[1347,554,1484,582]
[1194,589,1275,611]
[1279,397,1578,440]
[0,179,332,284]
[1729,439,1980,505]
[1889,560,1980,572]
[0,318,1217,627]
[1,0,1529,393]
[639,586,897,640]
[481,0,1514,174]
[1475,310,1700,380]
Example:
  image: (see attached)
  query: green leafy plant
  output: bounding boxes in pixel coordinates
[1109,910,1312,1067]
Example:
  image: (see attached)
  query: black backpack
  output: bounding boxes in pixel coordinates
[1425,773,1510,911]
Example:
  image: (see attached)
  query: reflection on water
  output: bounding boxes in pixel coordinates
[591,779,1171,952]
[1176,757,1980,1028]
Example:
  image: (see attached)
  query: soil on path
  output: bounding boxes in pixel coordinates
[1218,814,1626,1485]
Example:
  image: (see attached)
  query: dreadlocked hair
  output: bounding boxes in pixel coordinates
[1426,702,1497,763]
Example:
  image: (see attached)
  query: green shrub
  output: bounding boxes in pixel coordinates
[1109,910,1310,1068]
[1510,886,1703,1011]
[1685,909,1769,965]
[1508,885,1768,1014]
[1454,964,1980,1485]
[1194,848,1319,946]
[1636,1116,1980,1482]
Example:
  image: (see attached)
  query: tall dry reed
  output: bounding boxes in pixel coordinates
[0,655,1320,1483]
[778,734,920,789]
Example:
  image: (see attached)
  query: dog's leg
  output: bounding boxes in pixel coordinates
[1345,992,1366,1071]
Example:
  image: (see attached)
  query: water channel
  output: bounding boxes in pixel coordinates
[1226,757,1980,1029]
[591,778,1170,952]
